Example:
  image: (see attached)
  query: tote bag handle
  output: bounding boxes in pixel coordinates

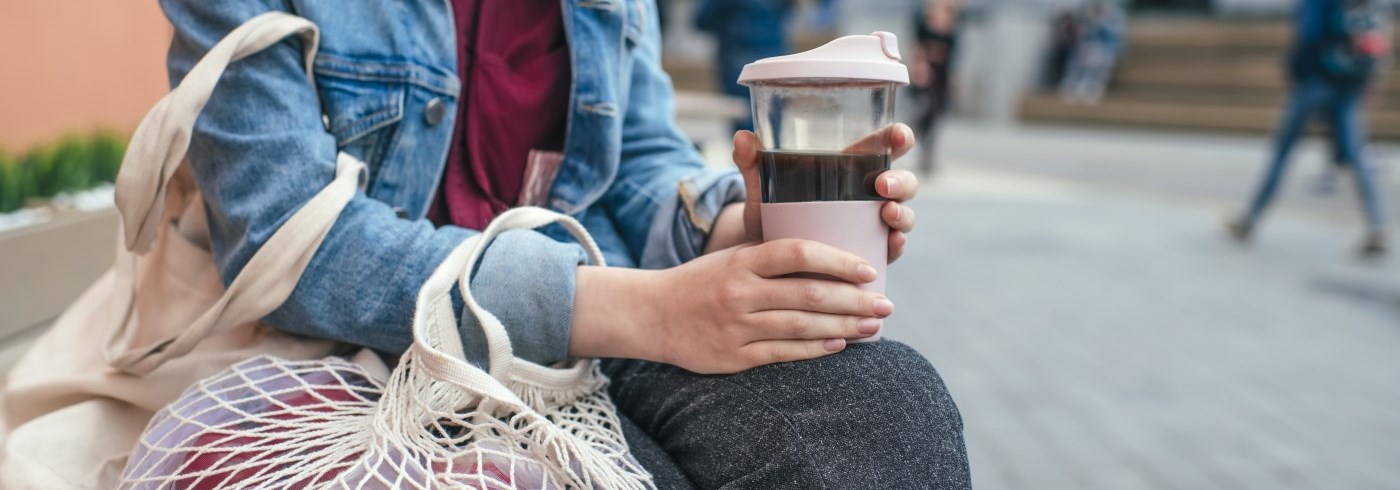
[104,12,364,375]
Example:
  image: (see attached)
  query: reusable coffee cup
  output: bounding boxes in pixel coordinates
[738,32,909,341]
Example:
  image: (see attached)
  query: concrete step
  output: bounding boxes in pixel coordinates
[1115,62,1400,94]
[1106,85,1400,112]
[1126,19,1291,49]
[1104,86,1286,106]
[1020,94,1400,139]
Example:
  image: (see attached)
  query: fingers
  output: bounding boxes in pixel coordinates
[843,123,917,158]
[876,169,920,201]
[888,230,907,263]
[731,130,759,171]
[750,311,882,340]
[881,201,915,232]
[889,123,916,160]
[744,239,876,284]
[753,277,893,317]
[740,338,847,366]
[732,131,764,215]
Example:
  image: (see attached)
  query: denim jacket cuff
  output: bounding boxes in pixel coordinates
[457,228,588,367]
[639,167,746,269]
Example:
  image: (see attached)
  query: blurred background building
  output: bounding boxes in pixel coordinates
[2,1,1399,489]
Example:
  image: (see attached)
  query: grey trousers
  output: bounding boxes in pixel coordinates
[602,340,971,490]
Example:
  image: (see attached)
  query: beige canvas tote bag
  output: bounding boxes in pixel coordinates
[0,12,373,488]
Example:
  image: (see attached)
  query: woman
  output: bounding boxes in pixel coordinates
[912,0,962,175]
[162,0,970,487]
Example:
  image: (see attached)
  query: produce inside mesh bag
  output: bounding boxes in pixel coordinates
[120,357,382,489]
[120,357,567,489]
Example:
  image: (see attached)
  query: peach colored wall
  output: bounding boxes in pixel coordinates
[0,1,171,152]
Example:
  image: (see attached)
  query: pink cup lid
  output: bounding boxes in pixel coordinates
[738,31,910,86]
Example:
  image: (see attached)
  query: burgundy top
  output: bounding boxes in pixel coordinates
[430,0,572,229]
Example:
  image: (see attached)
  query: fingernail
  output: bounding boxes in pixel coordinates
[857,318,882,335]
[823,338,847,352]
[892,202,902,221]
[886,175,899,196]
[857,264,878,282]
[873,297,894,317]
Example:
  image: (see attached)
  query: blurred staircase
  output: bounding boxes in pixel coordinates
[1020,18,1400,138]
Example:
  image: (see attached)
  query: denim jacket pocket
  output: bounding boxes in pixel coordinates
[314,66,406,172]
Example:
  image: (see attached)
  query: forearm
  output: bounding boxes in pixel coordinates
[703,202,750,254]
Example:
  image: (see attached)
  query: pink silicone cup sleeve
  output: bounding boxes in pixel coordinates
[760,201,888,341]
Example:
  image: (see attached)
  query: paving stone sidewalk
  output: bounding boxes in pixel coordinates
[883,127,1400,489]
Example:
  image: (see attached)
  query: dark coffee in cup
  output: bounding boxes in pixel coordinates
[759,150,890,203]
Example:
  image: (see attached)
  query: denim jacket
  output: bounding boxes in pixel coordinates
[161,0,745,365]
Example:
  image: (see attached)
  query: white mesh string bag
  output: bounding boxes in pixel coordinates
[119,207,656,489]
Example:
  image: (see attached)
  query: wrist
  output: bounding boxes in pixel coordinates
[568,265,663,361]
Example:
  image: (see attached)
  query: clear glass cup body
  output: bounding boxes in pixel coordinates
[748,79,897,204]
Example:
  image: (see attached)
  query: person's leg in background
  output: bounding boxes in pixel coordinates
[1231,78,1328,241]
[1059,47,1088,103]
[1311,122,1350,195]
[1328,81,1390,256]
[914,62,949,175]
[1078,45,1113,104]
[602,341,971,490]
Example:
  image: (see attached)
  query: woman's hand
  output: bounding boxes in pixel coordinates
[570,239,892,374]
[710,124,921,262]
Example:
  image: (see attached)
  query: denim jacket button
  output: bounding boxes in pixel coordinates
[423,98,446,126]
[392,207,408,218]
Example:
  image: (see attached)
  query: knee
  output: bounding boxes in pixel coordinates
[736,339,966,443]
[743,340,970,487]
[823,340,965,433]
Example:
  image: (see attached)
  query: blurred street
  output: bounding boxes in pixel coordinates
[885,122,1400,489]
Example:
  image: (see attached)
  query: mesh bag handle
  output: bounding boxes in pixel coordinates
[370,207,652,489]
[103,12,365,375]
[405,207,608,404]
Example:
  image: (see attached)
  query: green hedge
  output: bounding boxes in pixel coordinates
[0,132,127,213]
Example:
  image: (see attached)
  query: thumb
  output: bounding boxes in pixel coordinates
[732,130,766,242]
[732,130,762,196]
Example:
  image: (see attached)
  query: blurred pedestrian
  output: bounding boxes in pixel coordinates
[1230,0,1392,257]
[1042,8,1079,90]
[911,0,963,175]
[1059,1,1125,104]
[694,0,795,132]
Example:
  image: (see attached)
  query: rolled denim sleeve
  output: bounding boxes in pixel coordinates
[605,0,747,270]
[161,0,584,366]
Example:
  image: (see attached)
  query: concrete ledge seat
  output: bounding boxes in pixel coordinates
[1023,17,1400,139]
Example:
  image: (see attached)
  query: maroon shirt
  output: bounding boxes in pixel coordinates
[430,0,571,229]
